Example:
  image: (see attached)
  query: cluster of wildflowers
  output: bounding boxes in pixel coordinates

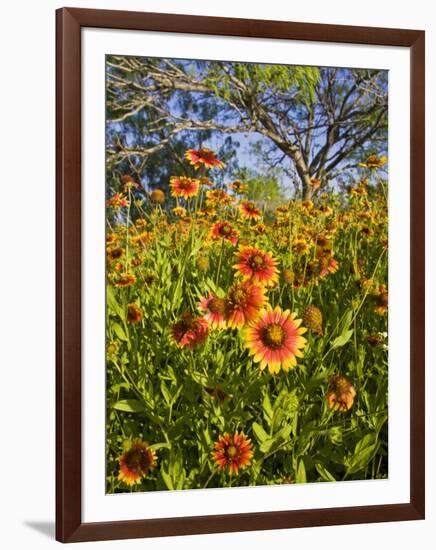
[105,148,388,487]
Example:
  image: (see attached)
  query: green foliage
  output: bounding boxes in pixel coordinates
[206,63,320,106]
[105,156,388,494]
[236,168,287,204]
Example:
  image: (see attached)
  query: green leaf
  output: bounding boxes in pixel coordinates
[340,309,354,333]
[275,424,292,442]
[262,393,273,426]
[252,422,269,444]
[347,434,379,474]
[331,329,353,349]
[171,281,183,309]
[315,463,336,482]
[150,442,171,451]
[160,468,174,490]
[259,439,274,453]
[175,470,186,490]
[295,459,307,484]
[109,382,130,393]
[328,426,343,446]
[107,286,124,318]
[112,399,146,413]
[113,322,128,342]
[160,380,171,406]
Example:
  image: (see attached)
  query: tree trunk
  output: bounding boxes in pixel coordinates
[285,144,313,200]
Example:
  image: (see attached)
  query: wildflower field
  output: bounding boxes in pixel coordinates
[105,58,388,492]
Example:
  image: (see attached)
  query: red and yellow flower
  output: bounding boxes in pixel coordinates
[172,206,187,218]
[293,237,310,256]
[204,385,227,403]
[234,246,279,286]
[171,312,209,349]
[308,177,321,190]
[224,281,266,328]
[112,273,137,287]
[185,148,224,170]
[319,256,338,277]
[198,294,226,327]
[243,305,307,373]
[198,204,216,218]
[170,176,200,199]
[239,200,261,221]
[107,246,124,262]
[131,231,152,247]
[107,192,130,208]
[127,303,142,324]
[121,175,140,192]
[212,432,253,475]
[118,439,157,486]
[199,176,213,187]
[227,180,248,194]
[253,223,267,235]
[326,376,356,412]
[358,154,387,169]
[210,221,239,246]
[373,284,388,316]
[205,188,234,207]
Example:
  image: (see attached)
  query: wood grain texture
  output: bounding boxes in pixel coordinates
[56,7,425,543]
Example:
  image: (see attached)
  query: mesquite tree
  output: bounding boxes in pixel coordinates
[106,56,388,198]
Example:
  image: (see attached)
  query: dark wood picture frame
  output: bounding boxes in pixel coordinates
[56,7,425,543]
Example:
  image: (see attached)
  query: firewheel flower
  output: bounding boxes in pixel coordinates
[172,206,187,218]
[358,154,387,169]
[227,180,248,194]
[373,284,388,316]
[171,312,209,349]
[185,148,224,170]
[319,256,338,277]
[205,188,234,207]
[198,294,226,327]
[121,175,140,192]
[326,376,356,412]
[112,273,137,288]
[234,246,279,286]
[293,237,310,256]
[212,432,253,475]
[127,303,142,324]
[224,281,266,328]
[118,439,157,486]
[107,246,124,262]
[243,305,307,374]
[308,177,321,190]
[107,192,130,208]
[210,221,239,246]
[239,200,261,221]
[170,176,200,199]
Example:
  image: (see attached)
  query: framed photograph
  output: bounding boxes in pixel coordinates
[56,7,425,543]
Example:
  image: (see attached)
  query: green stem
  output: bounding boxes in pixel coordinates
[215,239,225,287]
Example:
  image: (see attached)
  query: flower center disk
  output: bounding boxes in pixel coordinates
[125,449,148,473]
[226,445,237,458]
[262,323,286,349]
[209,297,225,313]
[248,254,265,270]
[230,288,248,306]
